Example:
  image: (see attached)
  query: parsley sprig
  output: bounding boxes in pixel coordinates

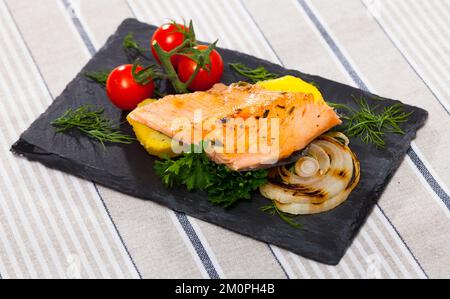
[154,145,268,208]
[52,106,135,146]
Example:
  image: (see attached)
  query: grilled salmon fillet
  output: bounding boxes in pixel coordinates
[128,80,341,171]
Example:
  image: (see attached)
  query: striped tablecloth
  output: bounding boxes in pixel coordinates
[0,0,449,279]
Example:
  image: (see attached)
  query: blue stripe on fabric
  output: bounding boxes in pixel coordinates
[295,0,430,278]
[360,0,450,116]
[175,212,220,279]
[267,245,290,279]
[58,0,143,279]
[230,0,294,279]
[60,0,221,279]
[376,206,429,278]
[407,148,450,209]
[239,0,430,278]
[92,183,143,279]
[5,0,143,279]
[123,1,221,280]
[297,0,450,212]
[61,0,97,56]
[298,0,370,91]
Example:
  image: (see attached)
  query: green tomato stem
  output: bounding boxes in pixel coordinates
[153,38,213,94]
[167,39,192,56]
[152,41,189,94]
[184,64,202,89]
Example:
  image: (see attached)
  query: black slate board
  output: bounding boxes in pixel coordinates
[11,19,427,265]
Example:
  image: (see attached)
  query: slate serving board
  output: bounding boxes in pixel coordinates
[11,19,427,265]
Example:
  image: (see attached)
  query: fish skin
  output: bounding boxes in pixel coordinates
[128,82,341,170]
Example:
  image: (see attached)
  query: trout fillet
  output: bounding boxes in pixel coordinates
[128,78,341,170]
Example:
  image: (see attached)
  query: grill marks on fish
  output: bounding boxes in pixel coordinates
[128,82,342,170]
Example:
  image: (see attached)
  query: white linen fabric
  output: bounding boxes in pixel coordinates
[0,0,448,279]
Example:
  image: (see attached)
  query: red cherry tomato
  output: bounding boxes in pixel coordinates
[106,64,154,111]
[177,45,224,91]
[151,23,187,68]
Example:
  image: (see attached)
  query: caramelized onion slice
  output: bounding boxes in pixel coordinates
[260,133,360,215]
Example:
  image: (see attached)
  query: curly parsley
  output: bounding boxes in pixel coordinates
[154,147,268,208]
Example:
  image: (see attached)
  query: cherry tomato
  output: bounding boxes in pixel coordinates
[177,45,224,91]
[151,23,187,68]
[106,64,154,111]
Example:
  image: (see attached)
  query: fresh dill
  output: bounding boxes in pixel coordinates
[123,32,147,54]
[327,102,350,111]
[85,70,111,87]
[229,63,278,83]
[330,97,412,148]
[52,106,135,146]
[260,202,303,229]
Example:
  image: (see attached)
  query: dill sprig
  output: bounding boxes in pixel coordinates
[331,97,412,148]
[327,102,349,111]
[229,63,278,83]
[260,202,303,229]
[52,106,135,146]
[85,70,111,87]
[123,32,147,53]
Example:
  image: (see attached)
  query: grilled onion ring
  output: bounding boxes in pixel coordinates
[260,132,360,215]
